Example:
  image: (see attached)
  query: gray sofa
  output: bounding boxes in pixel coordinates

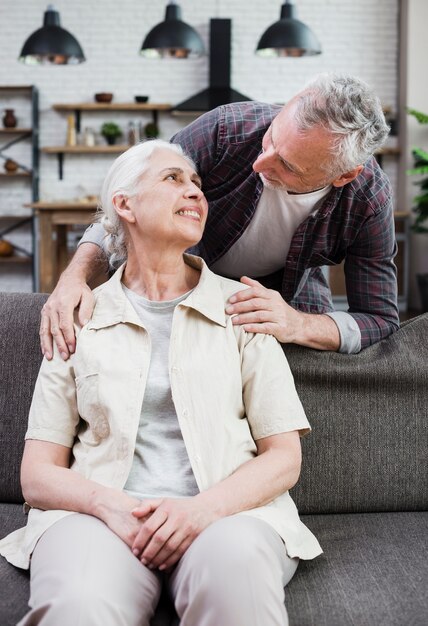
[0,292,427,626]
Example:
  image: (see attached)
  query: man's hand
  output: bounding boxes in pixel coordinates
[225,276,305,343]
[40,277,95,361]
[130,497,220,571]
[39,242,107,360]
[226,276,340,351]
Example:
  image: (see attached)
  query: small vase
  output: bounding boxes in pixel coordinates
[4,159,18,173]
[3,109,17,128]
[105,136,116,145]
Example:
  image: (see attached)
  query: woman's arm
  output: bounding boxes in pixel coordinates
[21,440,144,548]
[130,430,301,570]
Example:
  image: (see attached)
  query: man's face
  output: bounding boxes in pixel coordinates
[252,99,338,194]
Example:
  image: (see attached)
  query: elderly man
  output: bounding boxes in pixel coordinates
[40,74,398,358]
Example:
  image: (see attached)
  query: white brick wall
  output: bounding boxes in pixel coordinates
[0,0,400,291]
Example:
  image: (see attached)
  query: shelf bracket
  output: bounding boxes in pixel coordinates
[0,152,32,174]
[57,153,64,180]
[0,216,32,239]
[74,110,81,134]
[0,132,32,153]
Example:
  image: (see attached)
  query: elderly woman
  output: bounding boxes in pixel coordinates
[0,140,321,626]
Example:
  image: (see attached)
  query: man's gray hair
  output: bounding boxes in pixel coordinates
[98,139,196,268]
[294,73,390,175]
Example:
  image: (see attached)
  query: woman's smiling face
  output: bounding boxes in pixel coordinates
[124,148,208,249]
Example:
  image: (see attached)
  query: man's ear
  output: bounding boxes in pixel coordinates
[332,165,364,188]
[112,194,135,224]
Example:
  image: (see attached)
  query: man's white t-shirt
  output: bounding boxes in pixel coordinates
[211,184,331,278]
[211,183,361,354]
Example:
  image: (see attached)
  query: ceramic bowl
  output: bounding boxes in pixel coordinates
[95,93,113,103]
[134,95,149,103]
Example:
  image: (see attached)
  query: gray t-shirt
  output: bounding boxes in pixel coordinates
[122,285,199,500]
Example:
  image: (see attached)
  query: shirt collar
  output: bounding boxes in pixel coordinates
[87,254,227,331]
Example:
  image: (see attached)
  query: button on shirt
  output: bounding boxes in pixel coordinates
[0,255,322,569]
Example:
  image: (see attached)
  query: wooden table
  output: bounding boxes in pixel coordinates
[28,201,98,293]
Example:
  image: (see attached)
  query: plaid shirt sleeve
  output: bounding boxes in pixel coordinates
[171,108,221,176]
[344,194,399,348]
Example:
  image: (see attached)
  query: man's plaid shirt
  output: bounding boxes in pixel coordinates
[172,101,399,349]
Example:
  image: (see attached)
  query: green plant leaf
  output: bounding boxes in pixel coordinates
[101,122,122,137]
[406,166,428,175]
[412,147,428,161]
[406,109,428,232]
[411,224,428,234]
[413,192,428,204]
[407,108,428,124]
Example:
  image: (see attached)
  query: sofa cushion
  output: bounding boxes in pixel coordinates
[0,504,30,625]
[285,314,428,514]
[0,293,47,503]
[286,511,428,626]
[3,507,427,626]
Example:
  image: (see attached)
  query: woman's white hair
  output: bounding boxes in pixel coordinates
[98,139,196,268]
[294,73,390,176]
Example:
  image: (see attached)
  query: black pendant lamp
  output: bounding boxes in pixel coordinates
[19,4,85,65]
[140,1,204,59]
[256,1,321,58]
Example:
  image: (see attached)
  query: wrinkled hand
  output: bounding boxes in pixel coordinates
[131,497,220,571]
[40,276,95,360]
[225,276,304,343]
[97,492,149,550]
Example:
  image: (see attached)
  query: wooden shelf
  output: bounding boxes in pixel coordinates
[0,255,31,263]
[28,201,98,210]
[376,147,401,156]
[0,127,32,134]
[52,103,171,112]
[0,85,33,92]
[0,213,32,218]
[0,171,32,177]
[42,145,128,154]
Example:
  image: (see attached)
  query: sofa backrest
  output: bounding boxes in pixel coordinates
[0,292,427,513]
[285,315,428,514]
[0,293,47,503]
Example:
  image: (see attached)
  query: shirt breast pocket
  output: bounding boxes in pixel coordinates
[75,373,110,442]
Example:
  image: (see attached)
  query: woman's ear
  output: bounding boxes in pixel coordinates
[112,194,136,224]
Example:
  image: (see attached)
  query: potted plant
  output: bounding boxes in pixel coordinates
[407,108,428,311]
[143,121,159,139]
[101,121,122,145]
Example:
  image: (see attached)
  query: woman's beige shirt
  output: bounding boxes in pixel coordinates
[0,255,322,569]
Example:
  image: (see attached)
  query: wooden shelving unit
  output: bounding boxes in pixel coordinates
[0,172,32,177]
[51,102,171,136]
[0,85,39,289]
[0,127,32,134]
[0,255,32,264]
[42,145,128,154]
[44,102,172,178]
